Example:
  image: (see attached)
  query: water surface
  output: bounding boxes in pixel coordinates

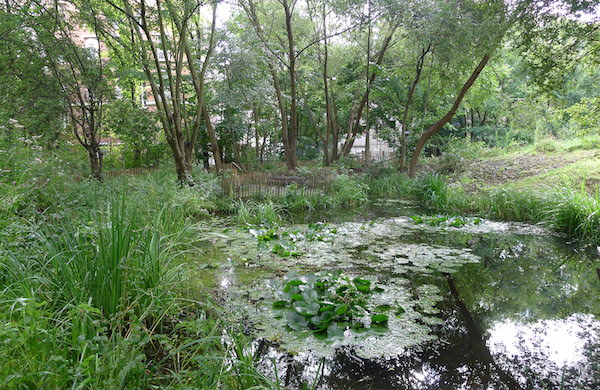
[192,202,600,389]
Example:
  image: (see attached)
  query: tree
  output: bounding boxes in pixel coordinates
[0,5,64,146]
[407,0,600,177]
[18,1,112,180]
[91,0,223,183]
[239,0,303,170]
[104,100,164,167]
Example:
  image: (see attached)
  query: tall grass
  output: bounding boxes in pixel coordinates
[475,189,547,222]
[412,174,449,210]
[43,200,171,320]
[547,188,600,244]
[234,200,284,226]
[367,172,413,198]
[396,172,600,245]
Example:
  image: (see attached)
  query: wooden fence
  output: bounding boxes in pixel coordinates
[222,171,330,198]
[105,167,158,177]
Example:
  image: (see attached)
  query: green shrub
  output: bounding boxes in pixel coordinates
[535,138,561,153]
[547,188,600,244]
[412,173,449,210]
[438,136,486,174]
[234,199,284,226]
[367,172,412,198]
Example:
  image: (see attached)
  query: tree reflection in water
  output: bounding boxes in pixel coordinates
[254,228,599,389]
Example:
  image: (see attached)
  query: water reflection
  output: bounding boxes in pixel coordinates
[193,206,600,389]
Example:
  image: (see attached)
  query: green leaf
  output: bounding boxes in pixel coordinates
[319,304,334,312]
[284,280,305,292]
[293,301,320,316]
[375,304,391,312]
[319,311,335,324]
[272,300,288,308]
[371,314,389,323]
[302,289,318,302]
[286,312,308,331]
[290,294,303,301]
[335,304,349,315]
[410,215,423,224]
[327,324,345,338]
[353,278,371,293]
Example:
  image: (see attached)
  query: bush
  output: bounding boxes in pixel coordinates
[535,138,561,153]
[412,173,449,210]
[547,188,600,244]
[367,172,412,198]
[438,136,486,174]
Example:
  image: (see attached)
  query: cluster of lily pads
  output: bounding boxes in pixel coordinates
[267,271,404,337]
[410,215,482,227]
[248,222,338,257]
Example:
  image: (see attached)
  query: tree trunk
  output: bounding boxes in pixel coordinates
[269,65,293,170]
[88,146,103,181]
[408,55,490,177]
[400,46,429,171]
[253,105,260,161]
[283,0,298,170]
[331,91,341,160]
[339,25,397,158]
[321,4,332,165]
[201,103,223,171]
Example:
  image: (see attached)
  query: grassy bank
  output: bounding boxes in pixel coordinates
[0,144,288,388]
[365,170,600,246]
[2,137,600,388]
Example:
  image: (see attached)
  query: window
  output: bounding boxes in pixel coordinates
[84,36,99,57]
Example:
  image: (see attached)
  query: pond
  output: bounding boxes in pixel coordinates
[191,201,600,389]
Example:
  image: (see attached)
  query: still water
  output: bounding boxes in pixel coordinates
[193,201,599,389]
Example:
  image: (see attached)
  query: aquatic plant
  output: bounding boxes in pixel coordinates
[269,271,403,336]
[410,215,482,227]
[412,173,449,210]
[547,187,600,244]
[234,199,284,226]
[305,222,338,242]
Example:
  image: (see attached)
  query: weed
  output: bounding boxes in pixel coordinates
[412,173,449,210]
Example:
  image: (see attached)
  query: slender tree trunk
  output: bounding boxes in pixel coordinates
[400,46,429,171]
[331,91,341,160]
[283,0,298,170]
[87,146,103,181]
[339,25,397,158]
[253,105,260,160]
[321,4,332,165]
[201,103,223,170]
[269,65,293,169]
[364,0,372,163]
[408,55,490,177]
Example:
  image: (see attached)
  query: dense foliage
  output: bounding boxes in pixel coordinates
[0,0,599,388]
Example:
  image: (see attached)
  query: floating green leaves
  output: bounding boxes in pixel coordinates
[249,226,279,242]
[306,222,338,242]
[249,222,338,258]
[269,271,404,337]
[410,215,482,227]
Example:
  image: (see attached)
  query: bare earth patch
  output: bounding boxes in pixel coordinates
[440,150,600,192]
